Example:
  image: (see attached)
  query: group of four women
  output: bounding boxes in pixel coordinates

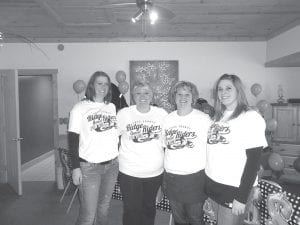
[68,71,267,225]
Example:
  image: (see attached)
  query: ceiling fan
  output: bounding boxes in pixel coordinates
[103,0,175,24]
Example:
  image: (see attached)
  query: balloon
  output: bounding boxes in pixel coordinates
[251,83,262,97]
[293,157,300,172]
[73,80,86,94]
[266,118,278,132]
[118,81,129,94]
[268,153,284,171]
[256,100,269,114]
[115,71,126,83]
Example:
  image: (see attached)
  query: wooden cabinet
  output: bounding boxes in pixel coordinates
[271,103,300,143]
[271,103,300,183]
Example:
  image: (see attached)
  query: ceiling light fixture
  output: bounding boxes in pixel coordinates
[131,9,143,23]
[131,0,158,25]
[149,10,158,25]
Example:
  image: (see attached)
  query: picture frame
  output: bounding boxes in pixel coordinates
[130,60,178,112]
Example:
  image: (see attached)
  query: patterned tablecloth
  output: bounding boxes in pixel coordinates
[112,179,300,225]
[112,181,171,212]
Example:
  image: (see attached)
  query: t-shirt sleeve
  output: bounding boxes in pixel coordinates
[116,108,125,136]
[68,103,82,134]
[242,111,268,150]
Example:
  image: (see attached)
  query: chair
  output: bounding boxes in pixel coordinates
[58,147,79,214]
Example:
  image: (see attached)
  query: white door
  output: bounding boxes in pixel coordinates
[1,69,22,195]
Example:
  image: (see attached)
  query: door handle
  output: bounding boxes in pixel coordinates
[11,137,24,141]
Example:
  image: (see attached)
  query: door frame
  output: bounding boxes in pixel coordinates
[0,69,59,194]
[0,69,22,194]
[18,69,60,185]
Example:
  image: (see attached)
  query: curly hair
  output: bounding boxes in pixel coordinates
[169,81,199,110]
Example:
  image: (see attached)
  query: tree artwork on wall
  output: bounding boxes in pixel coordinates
[130,60,178,112]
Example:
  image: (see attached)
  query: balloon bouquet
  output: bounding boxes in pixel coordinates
[250,83,284,179]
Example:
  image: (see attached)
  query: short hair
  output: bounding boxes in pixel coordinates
[85,71,112,104]
[131,81,153,104]
[169,81,199,109]
[213,74,249,121]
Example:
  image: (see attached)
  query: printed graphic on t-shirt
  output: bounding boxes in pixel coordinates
[126,120,162,143]
[207,123,230,144]
[87,112,116,132]
[165,126,197,150]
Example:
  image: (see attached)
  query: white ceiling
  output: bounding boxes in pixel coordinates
[1,0,300,43]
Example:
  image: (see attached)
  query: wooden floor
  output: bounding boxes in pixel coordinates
[1,152,172,225]
[22,153,55,182]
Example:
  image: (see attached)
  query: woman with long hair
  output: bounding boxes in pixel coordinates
[68,71,119,225]
[204,74,268,225]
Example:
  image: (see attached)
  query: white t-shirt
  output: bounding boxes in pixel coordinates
[163,109,211,175]
[205,110,268,187]
[68,100,119,163]
[117,105,168,178]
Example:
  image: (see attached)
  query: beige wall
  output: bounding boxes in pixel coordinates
[1,42,300,134]
[267,25,300,62]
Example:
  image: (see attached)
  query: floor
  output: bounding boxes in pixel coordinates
[22,153,55,182]
[0,153,172,225]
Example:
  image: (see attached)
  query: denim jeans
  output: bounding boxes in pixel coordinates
[203,198,244,225]
[169,199,205,225]
[75,158,119,225]
[118,172,163,225]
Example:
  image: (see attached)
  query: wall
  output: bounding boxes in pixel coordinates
[1,42,300,134]
[266,25,300,62]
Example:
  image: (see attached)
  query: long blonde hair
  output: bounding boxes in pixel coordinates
[213,74,249,121]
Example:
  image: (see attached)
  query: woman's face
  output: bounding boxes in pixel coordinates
[217,79,238,110]
[132,85,153,107]
[94,76,109,101]
[175,86,193,110]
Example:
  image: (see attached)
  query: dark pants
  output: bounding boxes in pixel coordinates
[170,200,205,225]
[118,172,163,225]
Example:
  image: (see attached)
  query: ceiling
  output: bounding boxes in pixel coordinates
[1,0,300,43]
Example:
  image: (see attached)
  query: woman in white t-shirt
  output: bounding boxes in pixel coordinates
[68,71,119,225]
[204,74,267,225]
[117,82,168,225]
[163,81,211,225]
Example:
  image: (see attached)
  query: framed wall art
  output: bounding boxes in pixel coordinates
[130,60,178,112]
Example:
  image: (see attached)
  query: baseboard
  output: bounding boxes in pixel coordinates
[21,150,54,171]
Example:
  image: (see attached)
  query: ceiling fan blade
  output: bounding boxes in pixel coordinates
[152,5,175,20]
[97,2,136,8]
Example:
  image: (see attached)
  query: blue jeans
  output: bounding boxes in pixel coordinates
[169,200,205,225]
[203,198,244,225]
[118,172,163,225]
[75,158,119,225]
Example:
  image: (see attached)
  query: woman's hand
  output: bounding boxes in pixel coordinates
[232,199,245,215]
[72,168,82,185]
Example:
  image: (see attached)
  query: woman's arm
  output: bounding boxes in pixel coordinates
[68,131,80,169]
[232,146,262,215]
[68,131,82,185]
[236,146,262,203]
